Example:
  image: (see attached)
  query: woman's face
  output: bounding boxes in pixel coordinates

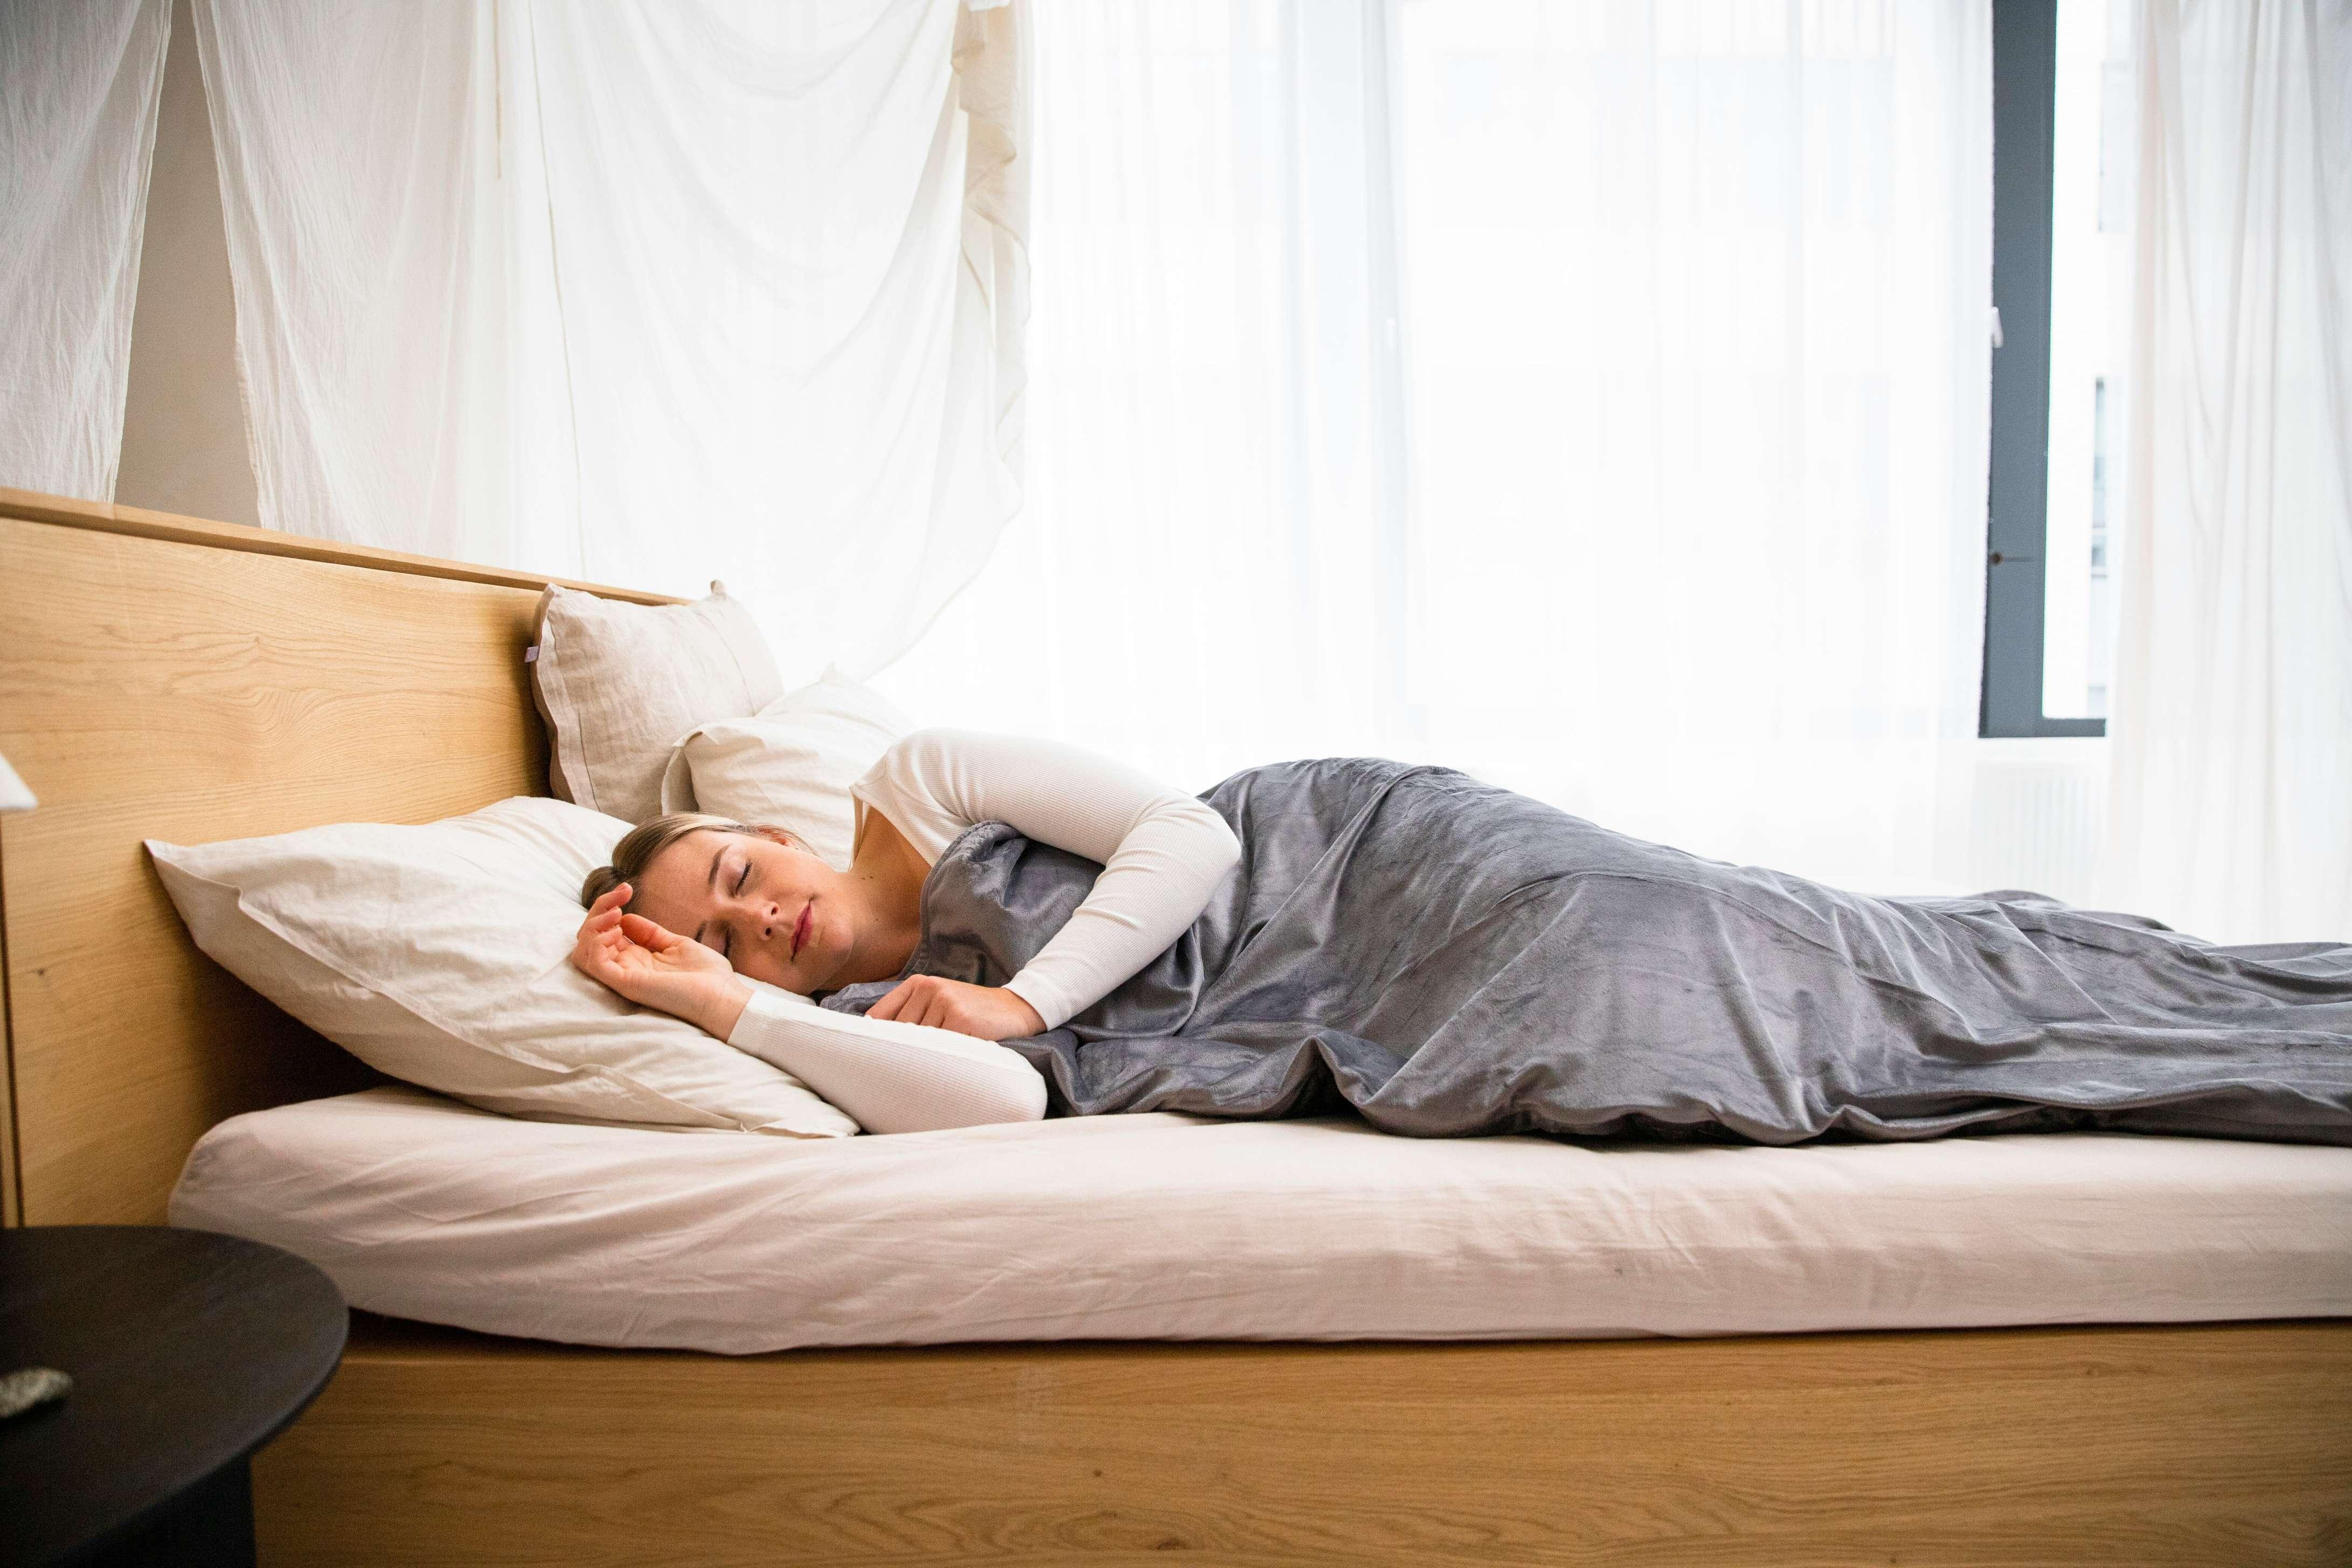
[628,826,842,992]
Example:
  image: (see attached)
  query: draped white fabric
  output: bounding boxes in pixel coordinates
[508,0,1027,681]
[874,0,1994,894]
[2092,0,2352,944]
[193,0,1025,683]
[874,3,1423,785]
[192,1,507,562]
[0,0,170,502]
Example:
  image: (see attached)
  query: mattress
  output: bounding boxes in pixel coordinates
[169,1086,2352,1355]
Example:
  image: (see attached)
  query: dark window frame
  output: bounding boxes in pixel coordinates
[1981,0,2104,738]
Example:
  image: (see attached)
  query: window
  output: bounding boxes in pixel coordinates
[1981,0,2133,737]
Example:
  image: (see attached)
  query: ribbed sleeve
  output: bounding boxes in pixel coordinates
[849,728,1243,1030]
[726,982,1047,1135]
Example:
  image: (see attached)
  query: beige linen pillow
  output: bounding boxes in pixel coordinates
[659,666,916,870]
[146,796,858,1139]
[529,583,785,824]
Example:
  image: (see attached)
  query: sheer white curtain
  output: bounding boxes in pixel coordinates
[872,3,1426,790]
[875,0,1993,893]
[506,0,1028,682]
[1396,1,1991,887]
[0,0,170,502]
[192,1,507,562]
[2092,0,2352,943]
[192,0,1026,684]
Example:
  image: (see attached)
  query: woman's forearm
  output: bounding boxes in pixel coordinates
[860,727,1242,1031]
[999,796,1240,1028]
[722,982,1048,1133]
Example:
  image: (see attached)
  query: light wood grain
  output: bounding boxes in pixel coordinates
[0,487,684,606]
[0,499,677,1223]
[255,1315,2352,1567]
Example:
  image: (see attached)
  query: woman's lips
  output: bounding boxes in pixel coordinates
[792,901,811,957]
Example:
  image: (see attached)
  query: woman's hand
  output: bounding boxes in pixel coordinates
[869,975,1048,1041]
[571,884,750,1039]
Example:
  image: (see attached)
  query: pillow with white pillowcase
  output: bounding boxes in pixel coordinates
[659,666,916,870]
[528,582,786,826]
[146,796,858,1139]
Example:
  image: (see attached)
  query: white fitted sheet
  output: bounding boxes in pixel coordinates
[169,1086,2352,1355]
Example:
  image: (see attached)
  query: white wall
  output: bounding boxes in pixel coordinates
[115,0,257,527]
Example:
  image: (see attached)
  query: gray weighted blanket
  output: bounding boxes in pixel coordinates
[816,757,2352,1146]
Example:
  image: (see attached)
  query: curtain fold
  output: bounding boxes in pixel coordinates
[2094,0,2352,942]
[871,2,1434,788]
[0,0,171,502]
[192,0,1027,683]
[1394,0,1994,889]
[510,0,1027,684]
[191,0,506,562]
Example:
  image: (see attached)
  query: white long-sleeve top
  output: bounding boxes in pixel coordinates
[724,727,1242,1135]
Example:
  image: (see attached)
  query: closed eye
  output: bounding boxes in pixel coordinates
[735,862,750,895]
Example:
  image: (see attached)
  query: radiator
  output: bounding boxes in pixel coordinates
[1962,741,2110,904]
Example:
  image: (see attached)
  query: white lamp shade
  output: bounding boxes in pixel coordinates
[0,753,34,813]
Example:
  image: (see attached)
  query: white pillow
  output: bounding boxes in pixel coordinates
[529,583,785,825]
[146,796,859,1139]
[659,666,916,871]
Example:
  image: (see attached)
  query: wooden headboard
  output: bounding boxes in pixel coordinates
[0,488,682,1226]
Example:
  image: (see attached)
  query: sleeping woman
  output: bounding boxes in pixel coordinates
[572,728,2352,1147]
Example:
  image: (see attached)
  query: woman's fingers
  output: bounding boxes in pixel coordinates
[871,976,954,1030]
[618,911,676,950]
[856,977,1036,1040]
[871,976,927,1022]
[576,883,631,940]
[571,898,654,992]
[570,938,615,986]
[576,922,625,970]
[572,920,662,1006]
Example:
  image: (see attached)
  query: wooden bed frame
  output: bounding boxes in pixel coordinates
[2,486,2346,1566]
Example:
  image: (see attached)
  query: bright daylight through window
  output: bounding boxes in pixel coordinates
[2041,0,2133,722]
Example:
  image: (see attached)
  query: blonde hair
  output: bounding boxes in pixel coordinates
[580,813,805,911]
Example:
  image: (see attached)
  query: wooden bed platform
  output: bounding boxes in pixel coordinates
[3,487,2347,1566]
[286,1311,2351,1568]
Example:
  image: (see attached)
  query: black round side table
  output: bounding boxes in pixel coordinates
[0,1224,347,1568]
